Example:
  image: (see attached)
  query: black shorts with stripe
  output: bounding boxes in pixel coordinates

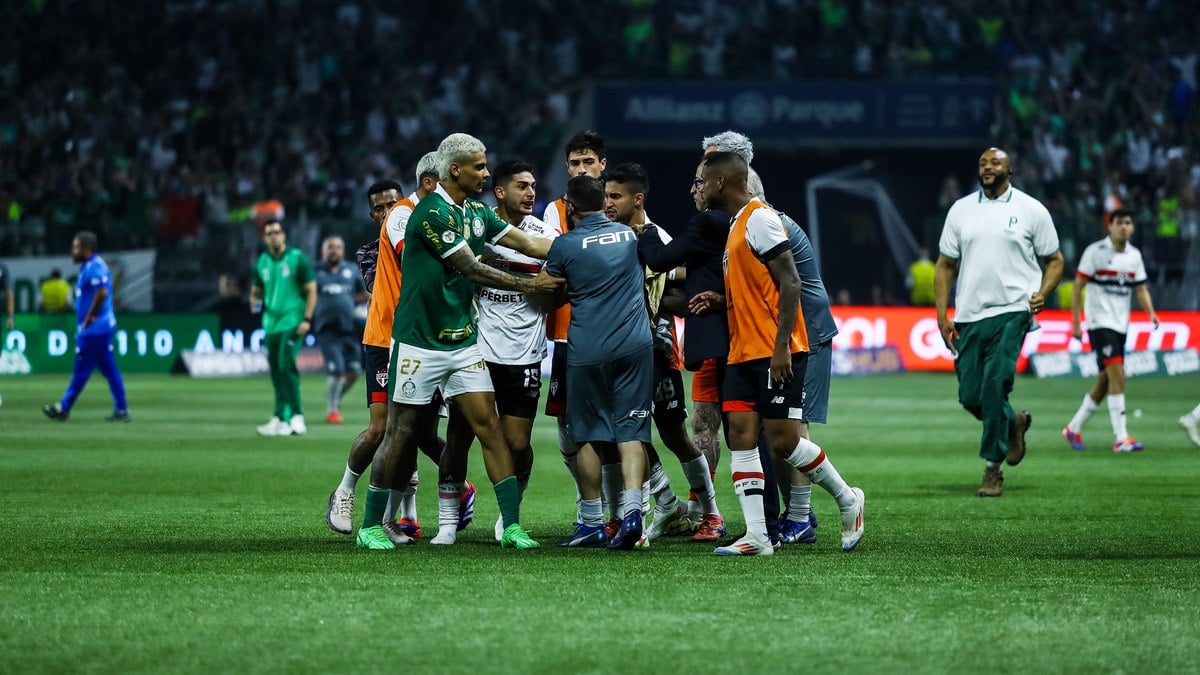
[487,361,542,419]
[722,353,808,420]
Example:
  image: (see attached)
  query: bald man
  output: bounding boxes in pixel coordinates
[935,148,1064,497]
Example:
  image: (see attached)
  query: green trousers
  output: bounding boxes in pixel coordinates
[265,331,304,420]
[953,311,1030,463]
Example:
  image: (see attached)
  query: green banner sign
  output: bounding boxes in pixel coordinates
[1,313,220,374]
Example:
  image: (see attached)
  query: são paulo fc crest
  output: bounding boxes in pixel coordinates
[549,380,558,396]
[401,380,416,397]
[472,217,484,238]
[375,369,388,388]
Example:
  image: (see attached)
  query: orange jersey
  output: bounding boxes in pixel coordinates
[723,199,808,364]
[362,197,415,348]
[544,197,572,341]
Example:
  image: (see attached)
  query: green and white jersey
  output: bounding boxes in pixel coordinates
[253,247,314,334]
[394,183,514,351]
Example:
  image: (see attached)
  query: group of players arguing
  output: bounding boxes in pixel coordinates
[322,129,866,556]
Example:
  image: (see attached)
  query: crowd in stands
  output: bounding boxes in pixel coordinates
[0,0,1196,291]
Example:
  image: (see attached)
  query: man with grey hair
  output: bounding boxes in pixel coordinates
[701,130,754,164]
[698,132,836,546]
[353,132,563,551]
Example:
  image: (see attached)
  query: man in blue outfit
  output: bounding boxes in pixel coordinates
[44,231,130,422]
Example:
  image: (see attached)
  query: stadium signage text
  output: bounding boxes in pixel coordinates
[829,307,1200,373]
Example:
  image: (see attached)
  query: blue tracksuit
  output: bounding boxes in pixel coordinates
[60,254,127,413]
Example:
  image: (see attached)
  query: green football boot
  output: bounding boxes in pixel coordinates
[356,525,397,550]
[499,523,540,549]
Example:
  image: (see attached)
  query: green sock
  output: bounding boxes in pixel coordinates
[362,486,389,528]
[494,475,520,528]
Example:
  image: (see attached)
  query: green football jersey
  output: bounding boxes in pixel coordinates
[393,185,514,351]
[253,246,314,334]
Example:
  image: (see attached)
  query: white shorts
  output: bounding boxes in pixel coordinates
[389,342,494,405]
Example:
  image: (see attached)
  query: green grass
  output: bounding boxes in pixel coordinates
[1,372,1198,673]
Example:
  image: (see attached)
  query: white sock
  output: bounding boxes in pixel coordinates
[383,490,402,523]
[647,459,679,512]
[1108,394,1128,439]
[788,484,812,521]
[400,470,420,521]
[558,426,583,519]
[1068,394,1099,433]
[680,456,719,517]
[1188,403,1200,422]
[326,376,341,413]
[641,479,651,515]
[621,488,643,519]
[580,498,603,526]
[337,465,360,494]
[729,448,767,540]
[785,437,855,510]
[436,482,460,540]
[601,464,622,521]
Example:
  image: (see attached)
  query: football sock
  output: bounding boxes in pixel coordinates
[494,475,520,528]
[337,465,360,494]
[621,488,643,519]
[641,479,651,515]
[383,490,402,523]
[580,498,604,527]
[681,456,719,516]
[437,482,460,537]
[730,448,767,540]
[362,485,389,528]
[326,376,340,413]
[1108,394,1128,439]
[601,464,622,520]
[647,459,679,512]
[785,437,855,510]
[788,484,812,521]
[558,426,583,518]
[1187,403,1200,422]
[1068,393,1099,432]
[986,460,1001,470]
[401,471,419,521]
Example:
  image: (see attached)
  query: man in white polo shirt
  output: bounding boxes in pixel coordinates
[935,147,1064,497]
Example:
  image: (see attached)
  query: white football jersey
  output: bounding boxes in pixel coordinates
[477,214,557,365]
[1077,237,1147,333]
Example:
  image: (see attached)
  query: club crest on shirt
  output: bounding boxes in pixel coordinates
[441,230,456,244]
[472,218,484,238]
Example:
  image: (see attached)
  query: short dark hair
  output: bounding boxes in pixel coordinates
[603,163,649,196]
[1110,208,1135,222]
[566,176,605,213]
[492,160,536,189]
[50,268,62,279]
[564,130,606,160]
[74,230,98,251]
[262,219,284,232]
[702,150,748,175]
[366,179,404,199]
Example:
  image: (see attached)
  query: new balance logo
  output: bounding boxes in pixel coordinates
[770,396,785,404]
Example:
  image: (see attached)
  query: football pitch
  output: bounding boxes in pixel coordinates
[1,371,1198,673]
